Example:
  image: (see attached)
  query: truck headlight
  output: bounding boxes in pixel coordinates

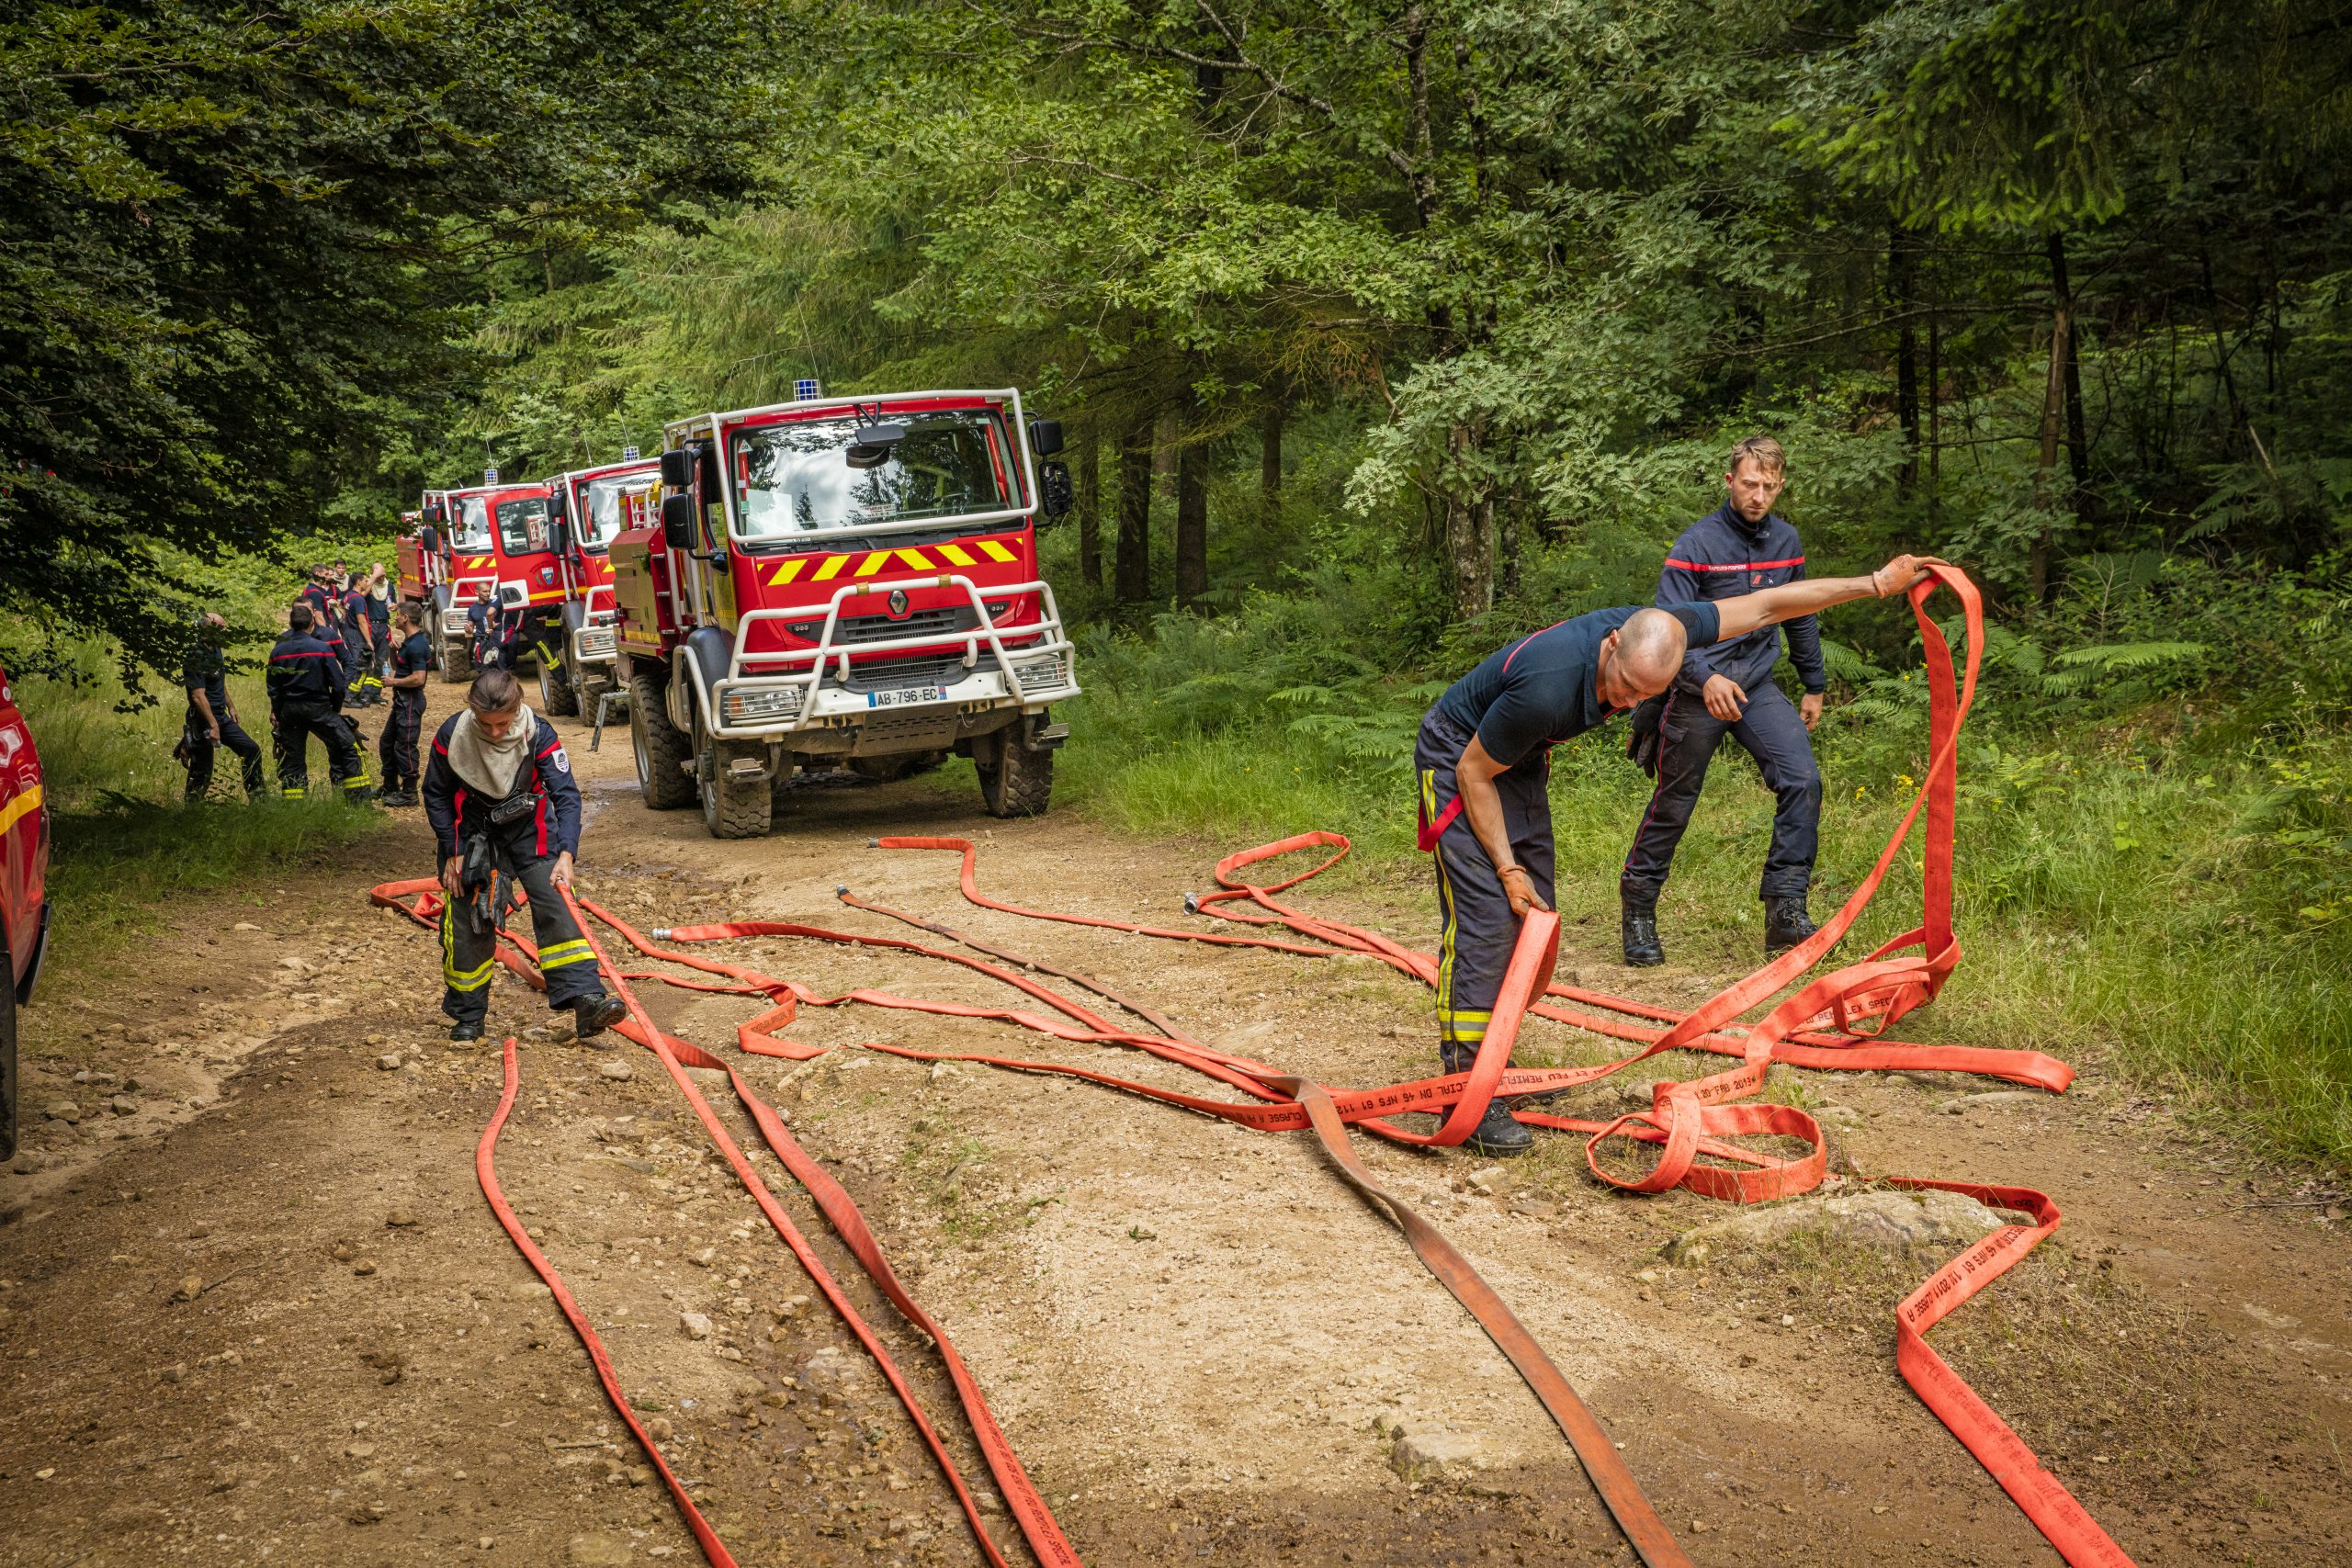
[1011,652,1069,692]
[722,686,804,723]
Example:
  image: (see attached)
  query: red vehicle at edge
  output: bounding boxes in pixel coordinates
[609,386,1080,838]
[535,456,661,720]
[0,662,52,1162]
[395,480,562,682]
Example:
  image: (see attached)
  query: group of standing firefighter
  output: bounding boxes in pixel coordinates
[1418,435,1931,1156]
[177,554,622,1048]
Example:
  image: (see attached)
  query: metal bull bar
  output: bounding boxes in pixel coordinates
[687,572,1078,741]
[570,583,619,669]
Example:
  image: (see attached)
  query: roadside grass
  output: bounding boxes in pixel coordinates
[16,659,390,977]
[1049,694,2352,1174]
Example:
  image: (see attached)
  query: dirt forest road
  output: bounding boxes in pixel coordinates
[6,681,2352,1568]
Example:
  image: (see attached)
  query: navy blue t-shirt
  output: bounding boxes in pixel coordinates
[1430,603,1722,771]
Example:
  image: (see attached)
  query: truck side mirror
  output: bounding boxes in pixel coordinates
[550,515,572,556]
[659,447,697,490]
[1038,460,1073,520]
[419,524,441,554]
[1028,418,1065,457]
[661,492,698,551]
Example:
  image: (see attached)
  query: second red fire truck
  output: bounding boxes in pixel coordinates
[537,455,661,717]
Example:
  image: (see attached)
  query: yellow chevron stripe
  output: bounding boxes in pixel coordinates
[895,547,935,570]
[978,539,1017,563]
[812,555,846,581]
[0,782,41,839]
[938,543,976,568]
[770,558,806,588]
[854,551,888,578]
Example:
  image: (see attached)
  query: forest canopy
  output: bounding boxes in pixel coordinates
[6,0,2352,672]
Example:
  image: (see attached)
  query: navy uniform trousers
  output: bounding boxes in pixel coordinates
[378,690,425,795]
[1414,707,1555,1070]
[438,825,602,1027]
[273,699,368,798]
[1621,680,1822,904]
[185,712,265,800]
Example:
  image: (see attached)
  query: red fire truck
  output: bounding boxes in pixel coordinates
[609,387,1079,838]
[395,479,561,681]
[537,455,661,718]
[0,661,52,1162]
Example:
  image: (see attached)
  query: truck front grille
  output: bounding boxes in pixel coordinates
[833,653,993,694]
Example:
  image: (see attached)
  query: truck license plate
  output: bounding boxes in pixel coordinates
[867,685,945,709]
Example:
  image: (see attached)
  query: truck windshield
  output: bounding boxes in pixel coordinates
[497,497,551,555]
[729,411,1016,539]
[578,474,653,552]
[451,498,493,552]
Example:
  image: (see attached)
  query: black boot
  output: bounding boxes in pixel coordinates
[449,1019,486,1042]
[573,993,629,1039]
[1764,896,1819,958]
[1463,1100,1534,1156]
[1622,894,1665,967]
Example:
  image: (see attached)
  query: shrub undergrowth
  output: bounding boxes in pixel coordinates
[1048,565,2352,1173]
[11,646,390,975]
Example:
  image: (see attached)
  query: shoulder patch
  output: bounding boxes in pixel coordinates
[548,745,571,774]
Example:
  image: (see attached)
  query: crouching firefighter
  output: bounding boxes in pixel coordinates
[1413,553,1930,1156]
[420,667,629,1043]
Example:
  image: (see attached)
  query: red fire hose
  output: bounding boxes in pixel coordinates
[372,562,2135,1567]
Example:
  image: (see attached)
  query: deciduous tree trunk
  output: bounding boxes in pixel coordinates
[1261,401,1283,502]
[2030,309,2070,606]
[1076,426,1102,592]
[1446,422,1494,621]
[2048,231,2092,531]
[1176,423,1208,608]
[1116,415,1154,605]
[1892,223,1920,493]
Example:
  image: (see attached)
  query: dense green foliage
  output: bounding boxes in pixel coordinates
[0,0,783,679]
[7,2,2352,1155]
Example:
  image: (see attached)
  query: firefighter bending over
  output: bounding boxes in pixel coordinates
[266,604,368,801]
[420,667,628,1043]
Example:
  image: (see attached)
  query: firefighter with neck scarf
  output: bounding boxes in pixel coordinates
[419,667,628,1043]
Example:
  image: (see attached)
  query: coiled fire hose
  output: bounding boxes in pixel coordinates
[370,561,2135,1568]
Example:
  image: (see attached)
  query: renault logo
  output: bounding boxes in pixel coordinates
[885,589,910,619]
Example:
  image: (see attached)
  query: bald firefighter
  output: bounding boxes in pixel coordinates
[1414,554,1930,1155]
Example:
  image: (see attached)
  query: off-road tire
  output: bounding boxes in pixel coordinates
[699,741,772,839]
[578,670,616,721]
[978,733,1054,818]
[630,671,695,810]
[438,634,474,683]
[537,652,579,717]
[0,960,17,1164]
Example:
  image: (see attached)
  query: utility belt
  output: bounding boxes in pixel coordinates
[485,786,541,827]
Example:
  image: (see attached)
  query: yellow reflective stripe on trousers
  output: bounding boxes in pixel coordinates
[537,939,595,971]
[441,903,493,990]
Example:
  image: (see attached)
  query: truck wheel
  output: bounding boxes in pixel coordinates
[537,653,579,717]
[629,672,695,810]
[438,635,474,683]
[978,732,1054,818]
[699,741,772,840]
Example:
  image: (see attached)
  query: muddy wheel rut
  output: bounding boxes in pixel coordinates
[5,682,2350,1567]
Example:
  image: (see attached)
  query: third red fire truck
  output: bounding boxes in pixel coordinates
[609,386,1080,837]
[396,479,561,681]
[536,455,661,718]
